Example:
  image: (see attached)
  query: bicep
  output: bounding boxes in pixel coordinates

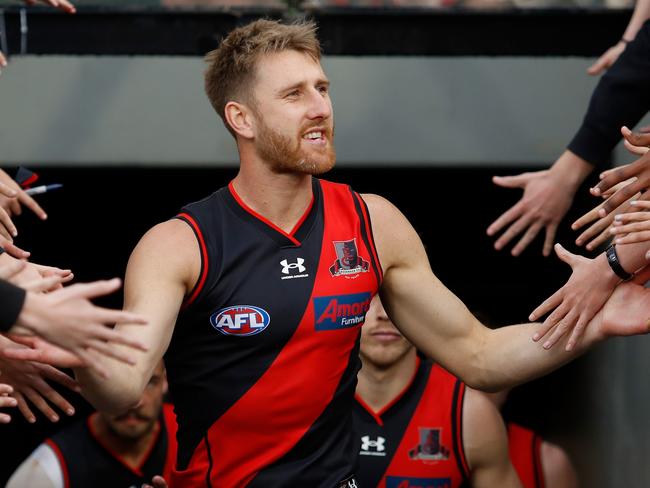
[364,193,487,377]
[463,389,522,488]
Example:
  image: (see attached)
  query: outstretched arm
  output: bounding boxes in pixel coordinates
[463,388,522,488]
[74,219,199,413]
[365,194,644,392]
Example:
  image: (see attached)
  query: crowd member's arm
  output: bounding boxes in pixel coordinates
[463,388,522,488]
[587,0,650,75]
[366,194,647,392]
[73,219,198,413]
[489,21,650,256]
[6,443,64,488]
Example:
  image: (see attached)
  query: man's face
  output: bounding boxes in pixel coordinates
[248,50,335,175]
[102,364,166,441]
[360,296,413,369]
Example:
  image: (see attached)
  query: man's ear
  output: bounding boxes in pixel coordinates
[225,101,255,140]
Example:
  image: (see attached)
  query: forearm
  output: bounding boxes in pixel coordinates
[617,238,650,276]
[568,22,650,169]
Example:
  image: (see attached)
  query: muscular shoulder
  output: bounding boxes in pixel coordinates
[126,219,201,298]
[360,193,425,271]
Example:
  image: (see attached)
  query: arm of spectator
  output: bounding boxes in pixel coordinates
[0,335,77,423]
[530,240,649,351]
[487,151,593,256]
[588,0,650,75]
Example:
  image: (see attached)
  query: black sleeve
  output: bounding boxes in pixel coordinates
[567,20,650,170]
[0,279,26,332]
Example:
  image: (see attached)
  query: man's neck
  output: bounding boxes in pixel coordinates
[231,163,314,235]
[90,414,160,470]
[356,348,418,413]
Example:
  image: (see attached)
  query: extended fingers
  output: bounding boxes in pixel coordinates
[36,363,80,394]
[542,309,577,350]
[493,214,532,251]
[0,182,17,199]
[530,290,563,334]
[0,259,27,281]
[86,338,137,365]
[511,221,543,256]
[542,222,558,257]
[13,390,36,423]
[16,190,47,221]
[487,202,523,237]
[0,208,17,239]
[56,278,122,301]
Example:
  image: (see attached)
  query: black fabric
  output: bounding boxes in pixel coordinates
[49,414,168,488]
[568,20,650,170]
[0,279,26,332]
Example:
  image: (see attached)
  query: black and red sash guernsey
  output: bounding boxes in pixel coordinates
[46,404,178,488]
[507,423,545,488]
[166,178,382,487]
[353,359,469,488]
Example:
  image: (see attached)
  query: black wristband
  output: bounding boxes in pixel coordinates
[606,244,633,281]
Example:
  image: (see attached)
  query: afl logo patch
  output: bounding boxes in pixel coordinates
[210,306,271,336]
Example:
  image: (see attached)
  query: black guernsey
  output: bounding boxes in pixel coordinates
[165,178,382,487]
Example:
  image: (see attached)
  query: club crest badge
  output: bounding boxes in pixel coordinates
[408,427,450,462]
[329,239,370,278]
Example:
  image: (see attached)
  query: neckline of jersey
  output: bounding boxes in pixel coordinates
[227,179,316,247]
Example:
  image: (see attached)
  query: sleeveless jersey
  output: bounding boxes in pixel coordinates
[166,178,382,487]
[353,359,469,488]
[46,404,178,488]
[507,423,545,488]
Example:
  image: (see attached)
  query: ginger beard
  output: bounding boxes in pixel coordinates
[255,116,336,175]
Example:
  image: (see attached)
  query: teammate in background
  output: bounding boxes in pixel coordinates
[354,295,522,488]
[488,391,579,488]
[62,19,650,487]
[6,361,176,488]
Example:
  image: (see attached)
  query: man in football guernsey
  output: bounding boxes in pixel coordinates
[354,296,522,488]
[487,391,579,488]
[7,361,177,488]
[69,18,650,488]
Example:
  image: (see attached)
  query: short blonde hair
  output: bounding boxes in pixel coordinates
[204,19,321,136]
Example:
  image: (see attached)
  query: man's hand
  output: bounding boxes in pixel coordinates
[3,335,85,369]
[592,128,650,215]
[572,180,641,251]
[0,336,78,423]
[529,244,619,351]
[15,278,149,379]
[143,476,168,488]
[488,152,592,256]
[488,170,575,256]
[25,0,76,13]
[591,278,650,340]
[610,199,650,247]
[587,41,627,76]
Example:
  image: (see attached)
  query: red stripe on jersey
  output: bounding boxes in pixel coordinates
[452,381,470,479]
[228,181,306,246]
[162,404,179,482]
[352,192,383,282]
[378,365,467,488]
[45,438,71,488]
[176,213,209,309]
[508,423,545,488]
[170,180,380,487]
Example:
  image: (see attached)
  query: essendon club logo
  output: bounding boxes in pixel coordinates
[210,305,271,337]
[313,292,371,331]
[329,239,370,278]
[408,427,450,462]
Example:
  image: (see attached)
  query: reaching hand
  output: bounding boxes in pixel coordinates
[591,129,650,216]
[488,170,576,256]
[0,336,78,423]
[143,476,169,488]
[610,199,650,246]
[14,278,149,379]
[25,0,76,13]
[586,41,627,76]
[592,279,650,339]
[529,244,619,351]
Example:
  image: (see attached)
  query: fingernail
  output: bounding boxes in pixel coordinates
[615,214,622,221]
[51,415,59,422]
[532,333,539,341]
[645,251,650,260]
[66,408,74,415]
[566,343,574,352]
[529,314,536,321]
[630,200,638,206]
[543,341,551,349]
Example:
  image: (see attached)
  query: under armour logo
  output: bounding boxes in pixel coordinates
[347,480,358,488]
[280,258,306,274]
[361,435,385,452]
